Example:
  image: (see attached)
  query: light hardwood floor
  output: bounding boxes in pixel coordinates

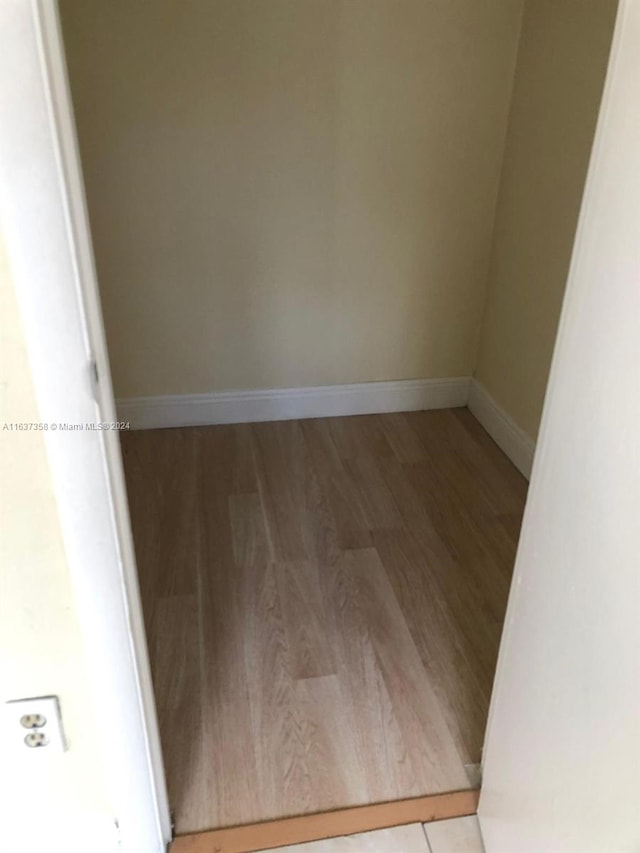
[121,409,526,834]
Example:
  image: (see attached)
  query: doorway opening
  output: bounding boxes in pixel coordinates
[57,0,617,841]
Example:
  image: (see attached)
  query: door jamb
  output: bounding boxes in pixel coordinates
[0,1,171,850]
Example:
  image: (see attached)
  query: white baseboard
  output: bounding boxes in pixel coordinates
[117,377,536,479]
[117,376,471,431]
[467,379,536,479]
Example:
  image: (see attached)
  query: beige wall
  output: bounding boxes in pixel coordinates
[474,0,618,439]
[60,0,523,398]
[0,236,113,845]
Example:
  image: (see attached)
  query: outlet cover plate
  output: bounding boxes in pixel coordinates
[3,695,66,754]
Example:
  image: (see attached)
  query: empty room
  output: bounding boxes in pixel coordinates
[55,0,617,848]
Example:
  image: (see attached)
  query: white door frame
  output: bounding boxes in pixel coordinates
[2,0,638,851]
[479,0,640,850]
[0,2,170,851]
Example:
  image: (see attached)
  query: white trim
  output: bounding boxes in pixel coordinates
[0,2,170,851]
[117,377,471,430]
[467,379,536,479]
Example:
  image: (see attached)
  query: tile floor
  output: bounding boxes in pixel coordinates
[255,816,485,853]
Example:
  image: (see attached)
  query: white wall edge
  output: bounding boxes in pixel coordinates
[0,1,170,850]
[117,376,472,430]
[467,379,536,479]
[480,0,640,848]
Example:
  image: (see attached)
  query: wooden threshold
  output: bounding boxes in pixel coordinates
[170,789,479,853]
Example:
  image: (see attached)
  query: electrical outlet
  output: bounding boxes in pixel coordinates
[3,696,66,753]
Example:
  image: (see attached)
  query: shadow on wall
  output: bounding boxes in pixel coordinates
[473,0,619,440]
[60,0,523,398]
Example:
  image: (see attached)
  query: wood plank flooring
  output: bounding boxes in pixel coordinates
[170,790,479,853]
[121,408,527,835]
